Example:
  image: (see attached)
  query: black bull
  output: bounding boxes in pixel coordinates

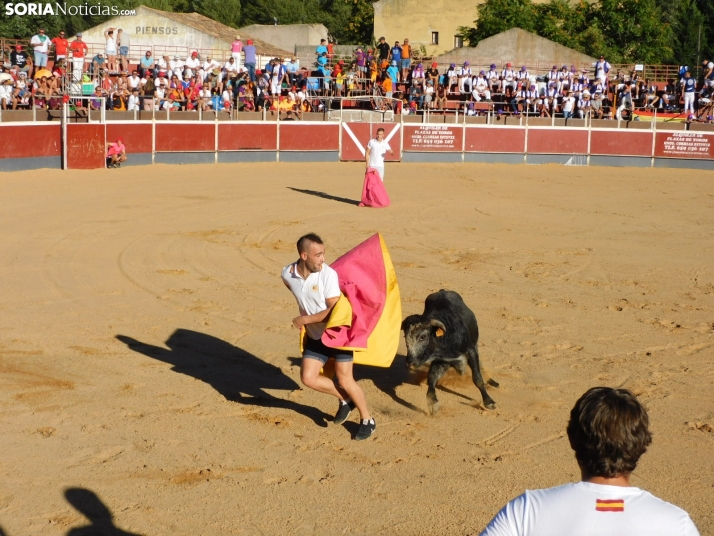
[401,290,498,415]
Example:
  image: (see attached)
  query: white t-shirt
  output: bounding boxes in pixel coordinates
[282,261,340,340]
[127,94,140,111]
[366,138,391,168]
[30,34,49,53]
[480,482,699,536]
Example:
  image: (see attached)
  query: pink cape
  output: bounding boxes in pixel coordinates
[358,167,390,208]
[321,234,387,349]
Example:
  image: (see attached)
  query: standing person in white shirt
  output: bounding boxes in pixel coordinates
[480,387,700,536]
[103,27,117,73]
[365,127,394,182]
[281,233,376,441]
[30,28,49,78]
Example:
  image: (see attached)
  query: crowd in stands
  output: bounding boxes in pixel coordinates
[2,27,714,123]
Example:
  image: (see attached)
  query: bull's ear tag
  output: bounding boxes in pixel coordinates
[435,328,444,337]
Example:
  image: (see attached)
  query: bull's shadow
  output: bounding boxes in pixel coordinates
[65,487,142,536]
[116,329,329,426]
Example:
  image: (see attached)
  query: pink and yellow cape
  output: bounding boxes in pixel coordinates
[300,233,402,367]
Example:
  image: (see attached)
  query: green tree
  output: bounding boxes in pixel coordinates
[240,0,325,26]
[322,0,374,45]
[459,0,537,46]
[191,0,242,28]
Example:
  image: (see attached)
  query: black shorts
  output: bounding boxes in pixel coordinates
[303,335,353,364]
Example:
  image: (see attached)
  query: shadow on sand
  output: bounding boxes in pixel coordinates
[287,187,360,206]
[116,329,330,427]
[65,487,142,536]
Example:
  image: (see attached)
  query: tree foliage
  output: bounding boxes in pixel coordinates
[459,0,714,65]
[0,0,373,45]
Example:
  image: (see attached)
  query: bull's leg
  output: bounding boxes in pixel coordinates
[426,361,450,416]
[467,347,496,409]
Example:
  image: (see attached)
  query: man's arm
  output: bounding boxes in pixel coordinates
[365,145,371,168]
[292,296,339,329]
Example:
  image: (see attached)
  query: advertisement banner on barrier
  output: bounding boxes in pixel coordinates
[654,131,714,159]
[403,125,463,152]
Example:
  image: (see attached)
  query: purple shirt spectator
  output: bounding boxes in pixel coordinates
[244,43,256,64]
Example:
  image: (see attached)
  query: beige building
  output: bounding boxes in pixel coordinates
[237,24,328,54]
[74,6,291,63]
[373,0,479,56]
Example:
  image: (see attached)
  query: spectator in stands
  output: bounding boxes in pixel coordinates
[0,77,13,110]
[169,55,183,80]
[517,65,529,87]
[231,35,243,72]
[316,39,328,64]
[286,57,299,85]
[51,31,69,65]
[104,28,117,73]
[682,70,696,116]
[270,59,287,96]
[13,72,31,109]
[127,70,142,92]
[458,61,472,94]
[616,83,634,119]
[141,71,155,110]
[224,57,238,81]
[702,59,714,89]
[387,60,399,87]
[376,37,390,64]
[184,51,200,78]
[30,28,49,79]
[502,62,516,94]
[244,40,257,82]
[562,90,575,119]
[595,55,611,93]
[390,41,402,80]
[11,45,32,76]
[480,387,700,536]
[577,90,591,118]
[424,80,434,109]
[643,79,657,108]
[411,61,424,85]
[486,63,499,93]
[400,38,411,84]
[91,53,105,76]
[445,63,457,91]
[90,86,104,111]
[472,71,491,102]
[660,78,677,110]
[127,87,141,111]
[139,51,153,78]
[106,137,127,168]
[155,55,168,78]
[435,83,447,110]
[117,29,130,72]
[426,62,439,86]
[202,55,221,82]
[591,91,604,119]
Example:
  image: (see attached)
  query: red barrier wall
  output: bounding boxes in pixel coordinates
[106,123,152,154]
[465,127,525,153]
[279,124,339,151]
[403,125,463,152]
[218,123,277,151]
[527,129,588,154]
[155,123,214,152]
[0,125,61,159]
[654,131,714,159]
[590,130,653,157]
[66,124,106,170]
[340,122,371,161]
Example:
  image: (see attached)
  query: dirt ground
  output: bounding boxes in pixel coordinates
[0,161,713,535]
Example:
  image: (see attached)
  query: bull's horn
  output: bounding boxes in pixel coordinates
[429,319,446,332]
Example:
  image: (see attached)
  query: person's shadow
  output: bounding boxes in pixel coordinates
[116,329,330,426]
[287,187,360,206]
[65,488,142,536]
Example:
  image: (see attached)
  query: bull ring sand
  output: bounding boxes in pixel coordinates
[0,162,712,535]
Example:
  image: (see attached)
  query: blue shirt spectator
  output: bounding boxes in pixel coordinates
[244,42,256,64]
[391,43,402,63]
[387,62,399,84]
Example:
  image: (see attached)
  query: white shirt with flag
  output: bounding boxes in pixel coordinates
[281,261,340,341]
[479,482,699,536]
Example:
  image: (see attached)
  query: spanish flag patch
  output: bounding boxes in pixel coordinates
[596,499,625,512]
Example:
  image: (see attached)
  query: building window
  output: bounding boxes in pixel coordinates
[431,32,439,45]
[454,35,463,48]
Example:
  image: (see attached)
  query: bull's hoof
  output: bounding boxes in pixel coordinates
[484,400,497,410]
[427,400,440,416]
[487,378,500,388]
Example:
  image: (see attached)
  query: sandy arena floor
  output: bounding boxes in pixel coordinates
[0,161,713,535]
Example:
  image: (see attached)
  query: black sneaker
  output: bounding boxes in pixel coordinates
[334,400,355,425]
[355,418,376,441]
